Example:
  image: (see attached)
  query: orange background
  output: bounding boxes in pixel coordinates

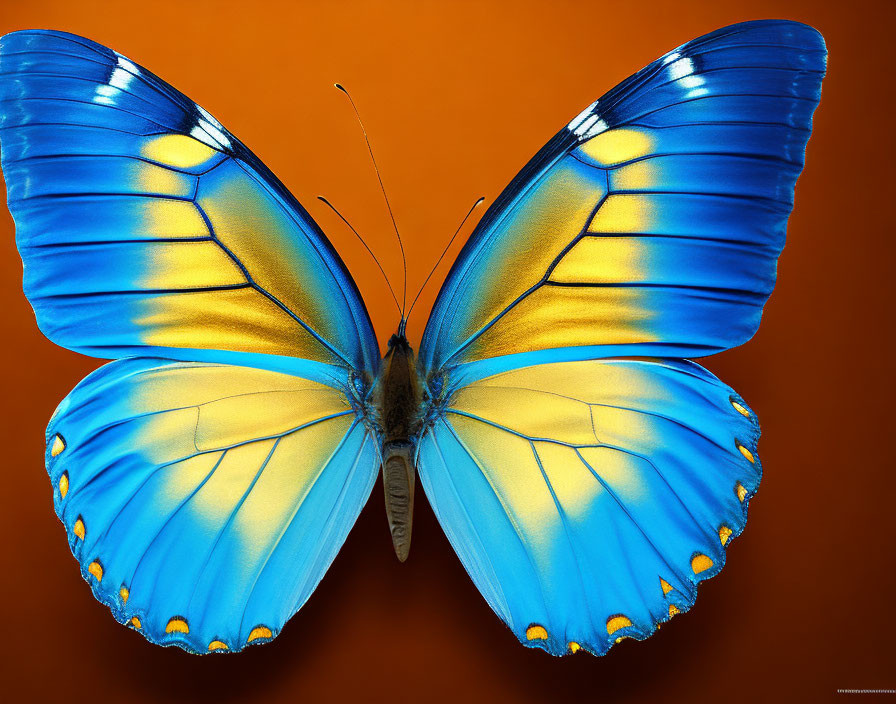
[0,1,892,702]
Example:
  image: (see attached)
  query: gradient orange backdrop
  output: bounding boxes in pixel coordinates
[0,1,892,702]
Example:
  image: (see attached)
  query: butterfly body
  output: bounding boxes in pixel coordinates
[376,332,422,561]
[0,21,826,655]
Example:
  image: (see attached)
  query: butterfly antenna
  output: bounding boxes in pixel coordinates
[335,83,408,320]
[405,196,485,324]
[317,195,403,317]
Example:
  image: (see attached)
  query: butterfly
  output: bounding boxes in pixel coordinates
[0,20,825,656]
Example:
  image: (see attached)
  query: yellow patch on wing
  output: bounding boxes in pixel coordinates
[730,399,751,417]
[668,604,680,617]
[230,415,352,562]
[193,385,349,451]
[736,482,748,502]
[472,358,654,404]
[87,561,103,581]
[142,134,219,169]
[526,625,548,641]
[535,442,606,521]
[449,360,654,505]
[196,161,343,362]
[182,439,277,530]
[136,363,342,415]
[247,626,273,643]
[719,525,733,546]
[133,161,195,198]
[611,158,655,189]
[50,434,66,456]
[208,640,229,652]
[447,415,563,554]
[467,284,655,360]
[577,446,648,503]
[129,617,142,629]
[135,286,334,363]
[58,472,69,499]
[137,240,246,290]
[691,554,713,575]
[454,160,607,349]
[165,617,189,634]
[122,365,357,578]
[568,641,581,654]
[136,199,210,239]
[606,615,632,635]
[119,586,129,603]
[450,385,596,446]
[660,578,674,595]
[162,415,354,565]
[73,517,85,540]
[577,127,654,166]
[736,442,755,463]
[587,194,654,234]
[550,236,648,285]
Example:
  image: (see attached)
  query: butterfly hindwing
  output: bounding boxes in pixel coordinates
[417,357,759,655]
[420,20,826,376]
[47,358,378,653]
[0,29,379,373]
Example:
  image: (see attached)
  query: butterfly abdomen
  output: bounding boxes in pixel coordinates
[376,333,422,562]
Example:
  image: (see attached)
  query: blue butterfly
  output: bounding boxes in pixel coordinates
[0,20,825,655]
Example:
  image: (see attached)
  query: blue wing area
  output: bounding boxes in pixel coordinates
[45,358,378,653]
[417,358,759,655]
[420,20,826,374]
[0,30,378,374]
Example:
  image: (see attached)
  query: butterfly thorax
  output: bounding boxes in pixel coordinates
[375,333,422,562]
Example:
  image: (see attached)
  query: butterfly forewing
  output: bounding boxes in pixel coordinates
[420,20,825,378]
[0,29,379,374]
